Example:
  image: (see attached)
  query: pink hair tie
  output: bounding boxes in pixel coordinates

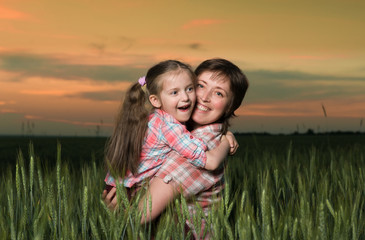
[138,76,146,86]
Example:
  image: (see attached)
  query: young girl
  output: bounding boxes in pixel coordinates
[103,60,232,200]
[140,58,249,237]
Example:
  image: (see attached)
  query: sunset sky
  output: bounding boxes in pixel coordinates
[1,0,364,136]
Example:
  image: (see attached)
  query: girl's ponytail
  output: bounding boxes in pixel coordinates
[106,82,150,175]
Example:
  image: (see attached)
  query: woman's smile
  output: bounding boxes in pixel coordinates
[196,103,209,112]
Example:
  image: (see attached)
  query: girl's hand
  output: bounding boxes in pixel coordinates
[102,187,118,210]
[224,131,239,155]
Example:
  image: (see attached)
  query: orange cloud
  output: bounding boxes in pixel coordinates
[0,100,16,106]
[16,77,132,99]
[0,6,27,19]
[24,115,42,120]
[20,90,70,96]
[289,55,347,60]
[182,19,228,29]
[49,34,80,40]
[0,109,17,113]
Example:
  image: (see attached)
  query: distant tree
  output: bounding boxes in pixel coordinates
[95,119,103,137]
[24,120,36,136]
[26,120,32,135]
[306,128,315,135]
[95,125,100,137]
[21,121,25,135]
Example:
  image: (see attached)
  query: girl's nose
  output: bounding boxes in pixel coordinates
[181,91,189,101]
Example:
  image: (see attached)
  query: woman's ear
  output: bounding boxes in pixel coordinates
[149,94,162,108]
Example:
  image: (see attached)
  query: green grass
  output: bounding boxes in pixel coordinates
[0,135,364,239]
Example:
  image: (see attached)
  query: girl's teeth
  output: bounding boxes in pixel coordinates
[179,105,189,110]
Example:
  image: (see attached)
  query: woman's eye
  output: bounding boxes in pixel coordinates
[197,84,204,88]
[216,92,223,97]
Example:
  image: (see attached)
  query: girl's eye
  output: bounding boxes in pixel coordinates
[171,91,178,95]
[187,87,194,92]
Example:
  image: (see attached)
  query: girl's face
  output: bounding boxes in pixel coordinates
[191,71,232,127]
[151,70,196,123]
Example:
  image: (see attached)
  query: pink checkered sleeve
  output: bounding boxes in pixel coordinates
[104,172,116,187]
[160,112,208,168]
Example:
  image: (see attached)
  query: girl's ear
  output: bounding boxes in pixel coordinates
[149,94,162,108]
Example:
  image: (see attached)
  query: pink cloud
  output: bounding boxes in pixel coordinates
[0,6,27,19]
[182,19,228,29]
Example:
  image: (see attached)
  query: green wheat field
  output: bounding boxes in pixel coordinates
[0,133,364,239]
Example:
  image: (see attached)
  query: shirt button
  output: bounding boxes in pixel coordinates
[163,175,172,183]
[190,135,193,139]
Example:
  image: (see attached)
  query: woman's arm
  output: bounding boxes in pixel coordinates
[204,131,238,170]
[101,178,177,223]
[139,177,178,223]
[204,135,230,170]
[225,131,239,155]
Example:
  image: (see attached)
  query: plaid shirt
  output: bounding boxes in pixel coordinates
[155,123,224,201]
[105,109,208,188]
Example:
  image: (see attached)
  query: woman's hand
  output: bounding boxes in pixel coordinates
[224,131,239,155]
[102,187,118,210]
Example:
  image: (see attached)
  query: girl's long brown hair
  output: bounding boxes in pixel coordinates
[105,60,195,176]
[105,83,149,175]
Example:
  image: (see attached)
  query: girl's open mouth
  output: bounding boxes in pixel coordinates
[178,104,190,110]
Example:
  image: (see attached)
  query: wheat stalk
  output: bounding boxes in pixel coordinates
[319,202,326,240]
[82,186,88,239]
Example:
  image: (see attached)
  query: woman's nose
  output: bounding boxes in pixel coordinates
[200,90,211,102]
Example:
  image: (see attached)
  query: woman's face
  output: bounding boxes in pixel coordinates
[191,71,232,127]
